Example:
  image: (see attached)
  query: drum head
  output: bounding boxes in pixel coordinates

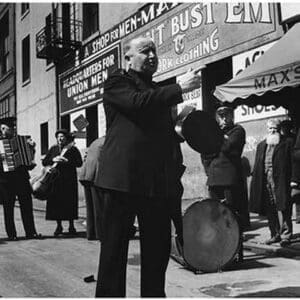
[182,110,223,154]
[182,199,241,272]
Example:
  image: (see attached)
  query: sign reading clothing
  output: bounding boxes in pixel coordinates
[59,45,120,115]
[123,2,282,79]
[232,42,287,123]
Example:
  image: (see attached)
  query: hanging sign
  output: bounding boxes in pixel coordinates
[123,3,283,80]
[59,44,120,115]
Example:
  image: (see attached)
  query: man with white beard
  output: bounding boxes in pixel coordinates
[250,119,294,246]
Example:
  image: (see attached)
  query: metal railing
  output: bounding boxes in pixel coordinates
[36,17,82,59]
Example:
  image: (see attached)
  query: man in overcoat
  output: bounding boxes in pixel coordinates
[201,106,248,229]
[94,36,201,297]
[249,119,294,246]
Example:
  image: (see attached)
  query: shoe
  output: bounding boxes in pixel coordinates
[280,239,291,247]
[7,235,18,241]
[54,227,63,236]
[26,233,43,240]
[68,227,77,235]
[265,235,281,245]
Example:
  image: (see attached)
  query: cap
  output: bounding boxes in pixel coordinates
[55,128,70,138]
[216,106,234,116]
[0,116,16,128]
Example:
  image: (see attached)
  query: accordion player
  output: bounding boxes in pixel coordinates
[0,135,36,172]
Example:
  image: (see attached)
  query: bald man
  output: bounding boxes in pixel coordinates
[95,37,200,297]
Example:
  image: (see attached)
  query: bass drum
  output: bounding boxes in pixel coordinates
[181,199,241,273]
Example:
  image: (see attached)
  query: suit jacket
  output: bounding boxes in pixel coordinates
[249,136,294,213]
[202,124,246,186]
[79,136,105,187]
[98,69,183,198]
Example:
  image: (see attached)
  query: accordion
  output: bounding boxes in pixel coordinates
[0,135,35,172]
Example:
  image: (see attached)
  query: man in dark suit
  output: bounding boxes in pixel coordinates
[250,119,294,246]
[0,117,42,240]
[95,36,200,297]
[202,107,247,228]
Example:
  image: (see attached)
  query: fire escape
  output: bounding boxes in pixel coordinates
[36,12,82,61]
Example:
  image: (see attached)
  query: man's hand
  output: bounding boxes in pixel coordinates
[291,181,298,188]
[177,68,201,93]
[27,138,36,147]
[53,156,68,163]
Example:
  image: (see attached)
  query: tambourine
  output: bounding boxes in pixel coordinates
[175,106,223,154]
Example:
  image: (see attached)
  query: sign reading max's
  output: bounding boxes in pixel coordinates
[123,3,282,79]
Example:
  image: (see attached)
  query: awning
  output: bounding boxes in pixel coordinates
[214,23,300,104]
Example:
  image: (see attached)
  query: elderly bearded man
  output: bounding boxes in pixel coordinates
[250,119,294,246]
[94,36,200,297]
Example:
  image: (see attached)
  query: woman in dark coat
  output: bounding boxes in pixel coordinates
[42,129,82,236]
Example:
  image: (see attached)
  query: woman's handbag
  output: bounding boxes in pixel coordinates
[31,141,74,200]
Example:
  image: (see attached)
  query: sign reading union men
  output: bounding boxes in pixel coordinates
[59,45,120,115]
[123,2,283,80]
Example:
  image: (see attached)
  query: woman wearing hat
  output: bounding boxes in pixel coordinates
[42,129,82,236]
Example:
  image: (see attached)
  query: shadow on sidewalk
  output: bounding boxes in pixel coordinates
[238,286,300,297]
[0,231,87,242]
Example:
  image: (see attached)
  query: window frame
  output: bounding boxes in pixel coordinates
[22,34,30,85]
[0,11,9,78]
[40,122,49,156]
[82,3,99,41]
[21,3,30,18]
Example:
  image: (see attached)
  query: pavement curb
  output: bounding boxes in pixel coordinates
[244,241,300,258]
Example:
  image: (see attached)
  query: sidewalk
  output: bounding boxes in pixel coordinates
[31,197,300,258]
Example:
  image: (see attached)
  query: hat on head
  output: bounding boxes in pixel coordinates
[0,116,16,128]
[279,119,293,130]
[216,106,234,116]
[266,118,280,128]
[55,128,70,138]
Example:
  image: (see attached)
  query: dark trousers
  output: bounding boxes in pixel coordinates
[264,169,293,239]
[95,190,171,297]
[83,184,104,241]
[208,184,250,231]
[0,183,37,238]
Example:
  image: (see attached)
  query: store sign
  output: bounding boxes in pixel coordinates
[176,73,202,114]
[83,2,179,60]
[232,42,287,122]
[123,2,282,79]
[59,45,120,115]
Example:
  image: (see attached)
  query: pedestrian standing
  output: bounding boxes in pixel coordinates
[94,36,200,297]
[201,106,247,229]
[0,117,42,240]
[79,136,106,241]
[42,129,82,236]
[249,119,294,246]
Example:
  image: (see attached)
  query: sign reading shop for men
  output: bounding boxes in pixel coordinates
[59,45,120,115]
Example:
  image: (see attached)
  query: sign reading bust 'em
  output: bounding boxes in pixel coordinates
[59,45,120,115]
[123,2,282,80]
